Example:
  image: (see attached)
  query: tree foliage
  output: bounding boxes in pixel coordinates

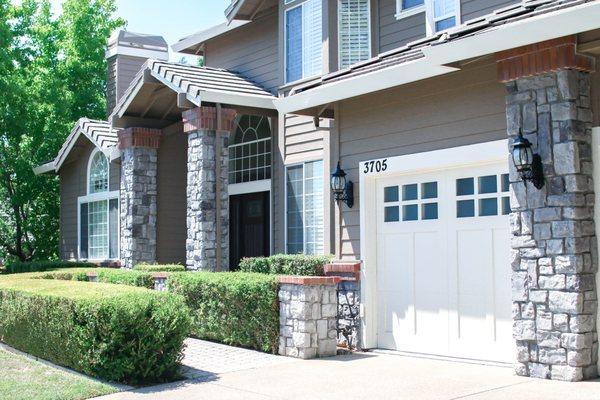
[0,0,124,262]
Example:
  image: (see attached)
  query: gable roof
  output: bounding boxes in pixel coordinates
[34,118,120,175]
[111,59,276,123]
[172,20,250,55]
[276,0,600,114]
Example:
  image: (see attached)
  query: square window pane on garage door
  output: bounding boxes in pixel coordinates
[384,186,399,202]
[403,184,418,201]
[422,182,438,199]
[456,178,474,196]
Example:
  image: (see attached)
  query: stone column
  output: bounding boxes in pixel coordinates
[278,276,340,359]
[183,106,236,271]
[497,36,598,381]
[118,127,162,269]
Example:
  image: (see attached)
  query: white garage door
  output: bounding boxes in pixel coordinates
[375,161,513,363]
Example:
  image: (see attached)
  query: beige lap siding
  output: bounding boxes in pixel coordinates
[335,58,507,260]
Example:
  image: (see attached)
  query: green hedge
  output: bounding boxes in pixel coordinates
[168,272,279,353]
[0,277,190,384]
[238,254,333,276]
[37,268,156,289]
[4,261,98,274]
[133,264,186,273]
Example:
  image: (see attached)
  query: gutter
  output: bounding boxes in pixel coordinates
[274,0,600,115]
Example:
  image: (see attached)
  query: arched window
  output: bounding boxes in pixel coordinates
[229,115,272,184]
[79,149,118,261]
[88,150,109,194]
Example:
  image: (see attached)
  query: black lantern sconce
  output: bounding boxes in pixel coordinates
[331,162,354,208]
[511,131,544,190]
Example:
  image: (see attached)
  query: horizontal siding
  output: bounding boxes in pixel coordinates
[156,123,187,265]
[337,60,507,260]
[205,8,280,93]
[379,0,425,53]
[59,140,120,260]
[461,0,519,22]
[284,114,325,164]
[116,56,146,108]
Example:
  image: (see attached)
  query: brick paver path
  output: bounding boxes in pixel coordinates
[180,338,295,380]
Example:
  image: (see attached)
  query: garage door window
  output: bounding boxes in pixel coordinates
[456,173,510,218]
[384,181,438,222]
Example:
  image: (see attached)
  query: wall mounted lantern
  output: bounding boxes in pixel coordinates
[331,162,354,208]
[511,131,545,189]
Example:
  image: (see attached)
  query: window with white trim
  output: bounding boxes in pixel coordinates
[338,0,371,69]
[395,0,459,34]
[229,115,272,184]
[285,0,323,83]
[286,160,324,255]
[79,149,119,260]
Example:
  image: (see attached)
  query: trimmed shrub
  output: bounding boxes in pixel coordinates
[5,261,97,274]
[239,254,333,276]
[37,268,156,289]
[168,272,279,353]
[134,264,186,273]
[0,277,190,384]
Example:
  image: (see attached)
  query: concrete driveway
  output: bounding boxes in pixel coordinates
[96,349,600,400]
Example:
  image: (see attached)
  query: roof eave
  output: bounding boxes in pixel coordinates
[276,0,600,114]
[33,161,56,176]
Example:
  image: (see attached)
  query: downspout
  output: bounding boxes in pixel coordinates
[216,103,223,271]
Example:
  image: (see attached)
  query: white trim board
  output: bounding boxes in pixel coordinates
[275,1,600,114]
[229,179,271,196]
[358,139,508,349]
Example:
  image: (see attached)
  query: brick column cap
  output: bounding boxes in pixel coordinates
[324,262,361,274]
[118,127,162,149]
[279,276,341,285]
[85,271,98,278]
[182,106,237,133]
[151,272,169,279]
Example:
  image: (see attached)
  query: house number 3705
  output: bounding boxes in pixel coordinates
[363,159,388,174]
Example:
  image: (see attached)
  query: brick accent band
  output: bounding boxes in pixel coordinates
[279,276,342,286]
[324,263,361,274]
[496,36,595,83]
[182,106,237,133]
[118,127,162,149]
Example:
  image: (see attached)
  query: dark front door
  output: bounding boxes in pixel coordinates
[229,191,270,270]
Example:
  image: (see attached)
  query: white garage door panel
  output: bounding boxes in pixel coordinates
[375,162,513,362]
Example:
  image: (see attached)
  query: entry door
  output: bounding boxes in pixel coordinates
[375,162,513,362]
[229,191,270,270]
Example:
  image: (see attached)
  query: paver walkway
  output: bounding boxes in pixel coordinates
[180,338,295,380]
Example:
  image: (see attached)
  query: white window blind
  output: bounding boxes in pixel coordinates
[286,160,324,255]
[285,0,323,83]
[339,0,370,69]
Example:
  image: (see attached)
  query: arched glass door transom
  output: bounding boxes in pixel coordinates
[229,115,272,184]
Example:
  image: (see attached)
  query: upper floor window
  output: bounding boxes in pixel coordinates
[88,150,109,194]
[395,0,459,35]
[338,0,371,69]
[285,0,323,83]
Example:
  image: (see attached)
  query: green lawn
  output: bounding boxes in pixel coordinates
[0,347,118,400]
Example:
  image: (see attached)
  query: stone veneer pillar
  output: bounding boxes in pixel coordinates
[183,106,236,271]
[497,36,598,381]
[118,127,162,269]
[278,276,340,359]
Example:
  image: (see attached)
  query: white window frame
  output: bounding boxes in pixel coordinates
[284,159,325,255]
[395,0,460,36]
[338,0,372,70]
[284,0,324,84]
[78,148,120,261]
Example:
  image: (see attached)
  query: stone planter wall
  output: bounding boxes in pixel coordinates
[278,276,340,359]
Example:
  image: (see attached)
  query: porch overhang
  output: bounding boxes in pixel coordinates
[110,59,276,129]
[275,0,600,115]
[172,20,250,55]
[225,0,272,22]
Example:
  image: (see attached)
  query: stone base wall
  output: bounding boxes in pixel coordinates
[506,70,599,381]
[337,280,361,350]
[278,277,339,359]
[120,147,158,268]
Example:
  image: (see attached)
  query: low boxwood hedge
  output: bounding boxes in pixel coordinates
[133,264,186,273]
[38,268,155,289]
[0,277,190,384]
[168,272,279,353]
[4,261,98,274]
[238,254,333,276]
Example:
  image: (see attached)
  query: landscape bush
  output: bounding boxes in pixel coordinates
[4,260,97,274]
[168,272,280,353]
[0,276,190,384]
[133,264,186,273]
[38,268,156,289]
[238,254,333,276]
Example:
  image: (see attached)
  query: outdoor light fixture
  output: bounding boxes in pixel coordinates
[511,131,545,189]
[331,162,354,208]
